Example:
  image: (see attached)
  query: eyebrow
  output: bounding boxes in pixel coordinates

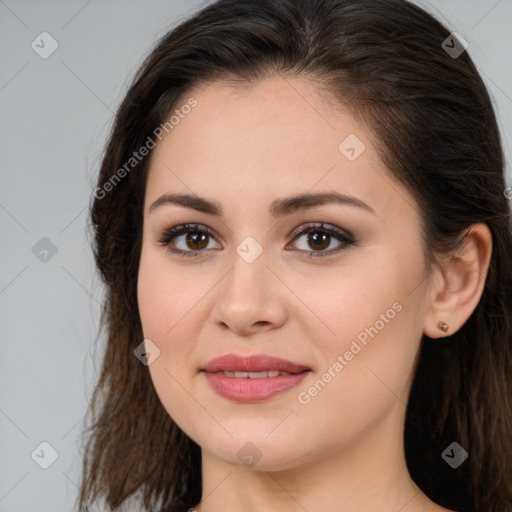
[148,191,375,218]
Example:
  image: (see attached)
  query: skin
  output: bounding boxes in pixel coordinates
[137,75,492,512]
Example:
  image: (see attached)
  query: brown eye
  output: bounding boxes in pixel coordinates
[185,231,209,251]
[156,223,220,258]
[288,223,355,258]
[306,231,331,251]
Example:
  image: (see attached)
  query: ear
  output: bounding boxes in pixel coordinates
[423,223,493,339]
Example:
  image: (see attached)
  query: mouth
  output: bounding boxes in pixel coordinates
[201,353,312,403]
[210,370,297,378]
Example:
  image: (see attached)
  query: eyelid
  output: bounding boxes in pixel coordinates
[287,222,355,244]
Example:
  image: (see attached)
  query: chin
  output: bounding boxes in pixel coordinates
[197,427,310,472]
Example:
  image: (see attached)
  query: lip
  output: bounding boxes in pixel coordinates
[201,353,311,403]
[202,353,311,374]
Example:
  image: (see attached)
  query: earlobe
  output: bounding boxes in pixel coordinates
[422,223,493,339]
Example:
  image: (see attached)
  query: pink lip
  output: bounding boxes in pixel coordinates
[201,353,311,403]
[202,353,311,373]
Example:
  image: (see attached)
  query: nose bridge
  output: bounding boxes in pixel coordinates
[212,236,286,332]
[225,236,270,300]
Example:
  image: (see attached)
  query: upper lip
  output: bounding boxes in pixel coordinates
[202,354,311,374]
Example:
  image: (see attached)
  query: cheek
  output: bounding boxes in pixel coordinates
[137,251,200,362]
[294,258,410,351]
[138,241,203,332]
[294,251,424,394]
[137,249,213,429]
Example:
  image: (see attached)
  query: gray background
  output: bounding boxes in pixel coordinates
[0,1,510,511]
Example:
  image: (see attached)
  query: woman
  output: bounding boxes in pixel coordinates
[78,0,512,511]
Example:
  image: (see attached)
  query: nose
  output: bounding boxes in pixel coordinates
[211,246,288,336]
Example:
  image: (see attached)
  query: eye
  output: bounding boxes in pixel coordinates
[287,222,355,258]
[156,222,355,258]
[156,223,220,258]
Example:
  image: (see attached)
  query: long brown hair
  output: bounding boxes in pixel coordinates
[78,1,512,510]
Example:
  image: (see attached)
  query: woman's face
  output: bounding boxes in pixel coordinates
[137,75,432,471]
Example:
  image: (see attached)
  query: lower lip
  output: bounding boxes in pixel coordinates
[203,371,310,403]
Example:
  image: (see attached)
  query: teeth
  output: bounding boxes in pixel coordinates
[220,370,293,378]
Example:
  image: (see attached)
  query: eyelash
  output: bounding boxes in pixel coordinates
[156,222,356,259]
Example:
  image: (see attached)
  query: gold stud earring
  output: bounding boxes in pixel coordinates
[438,321,449,333]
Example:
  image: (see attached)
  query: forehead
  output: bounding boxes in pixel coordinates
[150,75,353,168]
[145,76,419,223]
